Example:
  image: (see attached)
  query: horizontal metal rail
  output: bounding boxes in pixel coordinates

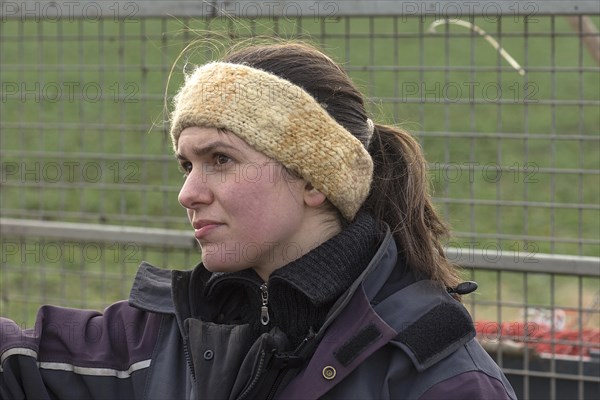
[2,218,598,276]
[446,247,600,276]
[1,1,599,19]
[0,218,195,248]
[2,65,600,73]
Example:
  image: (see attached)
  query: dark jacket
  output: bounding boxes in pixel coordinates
[0,228,516,399]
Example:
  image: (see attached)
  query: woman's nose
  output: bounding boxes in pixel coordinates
[178,169,214,209]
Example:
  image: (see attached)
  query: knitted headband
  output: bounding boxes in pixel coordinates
[170,62,374,220]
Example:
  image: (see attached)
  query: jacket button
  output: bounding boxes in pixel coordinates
[203,350,214,360]
[322,366,336,380]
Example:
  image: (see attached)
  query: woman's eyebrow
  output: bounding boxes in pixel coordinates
[176,141,238,160]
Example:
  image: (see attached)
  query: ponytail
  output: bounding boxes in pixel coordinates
[363,124,461,289]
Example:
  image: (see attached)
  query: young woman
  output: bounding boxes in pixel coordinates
[1,43,516,399]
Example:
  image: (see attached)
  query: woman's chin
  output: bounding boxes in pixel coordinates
[201,257,249,274]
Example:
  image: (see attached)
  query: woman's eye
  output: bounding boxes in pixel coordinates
[179,162,192,177]
[214,153,231,165]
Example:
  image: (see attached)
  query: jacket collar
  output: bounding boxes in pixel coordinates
[277,229,399,399]
[279,228,475,398]
[128,261,176,314]
[127,222,396,320]
[204,211,381,306]
[315,225,398,338]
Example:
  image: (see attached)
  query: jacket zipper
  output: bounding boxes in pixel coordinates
[265,369,285,400]
[260,283,270,325]
[236,350,268,400]
[183,340,196,382]
[264,332,315,400]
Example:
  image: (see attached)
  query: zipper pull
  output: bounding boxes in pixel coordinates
[260,283,270,326]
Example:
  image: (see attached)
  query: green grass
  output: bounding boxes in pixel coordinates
[1,15,598,326]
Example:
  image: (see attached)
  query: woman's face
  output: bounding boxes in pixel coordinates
[177,127,313,280]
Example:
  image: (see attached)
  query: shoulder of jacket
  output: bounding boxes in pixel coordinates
[402,367,517,400]
[376,280,475,372]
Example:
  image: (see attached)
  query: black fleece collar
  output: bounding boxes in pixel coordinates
[268,212,382,305]
[199,213,383,348]
[204,212,382,305]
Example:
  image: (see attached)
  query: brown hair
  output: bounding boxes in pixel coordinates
[221,42,460,289]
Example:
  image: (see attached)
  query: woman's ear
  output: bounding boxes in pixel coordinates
[303,183,327,208]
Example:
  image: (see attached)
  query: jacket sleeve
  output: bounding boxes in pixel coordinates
[418,370,516,400]
[1,301,162,400]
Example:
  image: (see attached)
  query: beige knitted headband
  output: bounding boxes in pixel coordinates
[170,62,374,220]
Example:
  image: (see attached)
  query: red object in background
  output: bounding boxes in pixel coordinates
[475,320,600,357]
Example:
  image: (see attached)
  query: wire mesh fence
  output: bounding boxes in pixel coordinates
[1,1,599,399]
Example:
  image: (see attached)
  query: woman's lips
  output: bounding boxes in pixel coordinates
[193,222,222,239]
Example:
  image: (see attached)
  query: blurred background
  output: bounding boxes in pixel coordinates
[1,1,599,398]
